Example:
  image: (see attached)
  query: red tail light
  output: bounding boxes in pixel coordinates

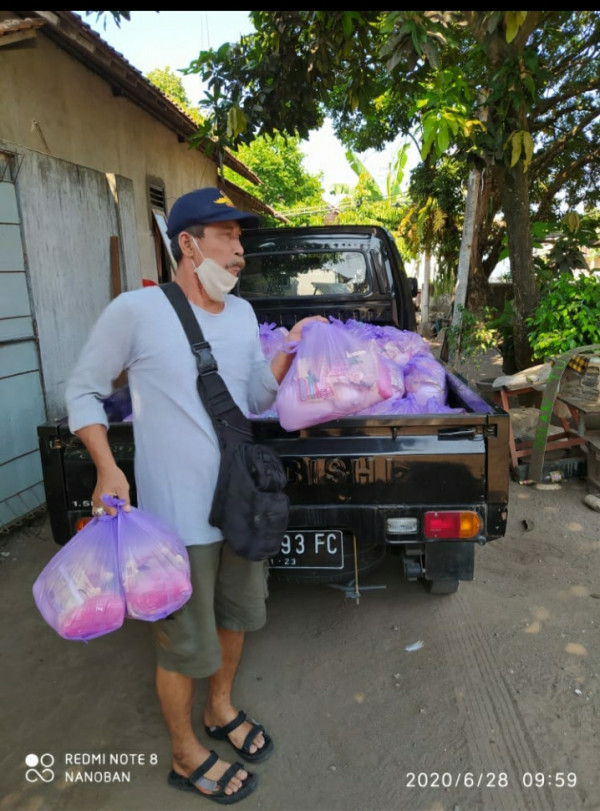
[424,510,482,539]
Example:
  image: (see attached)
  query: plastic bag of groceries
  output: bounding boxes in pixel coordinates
[276,318,392,430]
[107,496,193,622]
[33,497,192,639]
[32,511,126,642]
[343,320,432,367]
[249,323,292,419]
[403,354,450,411]
[259,322,290,360]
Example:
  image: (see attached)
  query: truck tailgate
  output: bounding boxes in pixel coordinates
[259,416,488,504]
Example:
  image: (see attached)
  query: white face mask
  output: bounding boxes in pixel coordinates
[191,237,239,302]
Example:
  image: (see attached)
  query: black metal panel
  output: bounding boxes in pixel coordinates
[282,455,485,505]
[37,421,137,545]
[425,541,475,581]
[37,424,70,546]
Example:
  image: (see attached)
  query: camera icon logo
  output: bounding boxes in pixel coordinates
[25,753,55,783]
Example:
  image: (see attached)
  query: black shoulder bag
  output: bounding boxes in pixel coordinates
[161,282,289,562]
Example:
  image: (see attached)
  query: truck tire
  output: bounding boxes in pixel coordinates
[423,578,459,595]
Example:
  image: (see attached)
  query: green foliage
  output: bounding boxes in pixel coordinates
[91,9,600,364]
[500,213,598,287]
[414,67,485,161]
[445,299,515,368]
[400,157,465,280]
[226,133,324,224]
[145,66,203,124]
[445,305,500,367]
[526,274,600,360]
[504,11,528,43]
[146,67,189,107]
[431,274,455,299]
[342,143,410,206]
[87,10,132,29]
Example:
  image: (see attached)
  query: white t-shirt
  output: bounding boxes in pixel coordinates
[66,286,279,546]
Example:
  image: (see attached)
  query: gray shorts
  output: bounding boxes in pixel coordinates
[152,541,269,678]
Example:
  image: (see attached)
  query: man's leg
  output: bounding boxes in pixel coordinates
[203,628,266,755]
[156,664,248,796]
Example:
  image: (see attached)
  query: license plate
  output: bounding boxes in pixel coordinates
[269,530,344,569]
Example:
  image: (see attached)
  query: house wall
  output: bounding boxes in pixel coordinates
[0,23,220,277]
[0,16,262,529]
[10,148,141,418]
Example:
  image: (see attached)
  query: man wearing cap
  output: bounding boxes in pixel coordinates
[66,187,325,803]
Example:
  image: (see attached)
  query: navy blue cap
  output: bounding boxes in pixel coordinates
[166,187,260,238]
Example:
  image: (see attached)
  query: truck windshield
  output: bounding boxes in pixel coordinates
[240,251,370,298]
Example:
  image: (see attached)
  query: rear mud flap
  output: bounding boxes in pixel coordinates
[425,541,475,582]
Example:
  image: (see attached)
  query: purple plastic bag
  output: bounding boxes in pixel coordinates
[375,327,432,367]
[259,322,290,360]
[403,354,448,408]
[249,322,293,419]
[109,497,193,621]
[32,512,126,642]
[276,319,392,430]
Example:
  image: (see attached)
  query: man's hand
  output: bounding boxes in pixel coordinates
[270,316,329,384]
[76,424,132,517]
[93,465,131,516]
[286,315,328,344]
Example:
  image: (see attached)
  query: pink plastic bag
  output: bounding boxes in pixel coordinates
[32,513,125,642]
[276,319,392,430]
[110,497,192,621]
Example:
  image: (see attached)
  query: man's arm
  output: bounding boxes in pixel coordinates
[76,424,131,515]
[65,295,136,515]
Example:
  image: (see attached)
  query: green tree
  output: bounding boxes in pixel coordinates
[146,66,202,124]
[327,145,415,260]
[227,133,324,224]
[146,67,189,108]
[527,274,600,360]
[144,65,325,223]
[88,10,132,28]
[399,157,465,286]
[187,11,600,370]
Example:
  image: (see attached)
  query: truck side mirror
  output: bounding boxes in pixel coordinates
[408,277,418,297]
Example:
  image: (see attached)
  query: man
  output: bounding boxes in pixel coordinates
[66,187,325,804]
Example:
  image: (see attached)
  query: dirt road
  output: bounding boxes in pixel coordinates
[1,469,599,811]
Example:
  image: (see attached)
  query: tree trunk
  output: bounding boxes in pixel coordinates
[499,162,540,371]
[466,167,494,314]
[420,252,431,336]
[448,168,480,365]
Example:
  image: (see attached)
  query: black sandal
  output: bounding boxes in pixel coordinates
[168,750,257,804]
[205,710,274,764]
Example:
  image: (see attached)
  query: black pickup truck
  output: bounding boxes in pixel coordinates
[38,225,510,595]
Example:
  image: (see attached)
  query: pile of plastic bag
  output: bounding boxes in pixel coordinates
[253,318,464,430]
[32,496,192,642]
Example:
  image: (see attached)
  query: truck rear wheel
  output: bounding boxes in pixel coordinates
[423,578,459,595]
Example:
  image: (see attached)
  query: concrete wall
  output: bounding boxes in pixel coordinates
[11,148,141,417]
[0,19,260,418]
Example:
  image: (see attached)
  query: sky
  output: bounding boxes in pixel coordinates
[74,10,411,202]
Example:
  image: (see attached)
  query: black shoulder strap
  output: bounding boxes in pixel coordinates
[160,281,239,421]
